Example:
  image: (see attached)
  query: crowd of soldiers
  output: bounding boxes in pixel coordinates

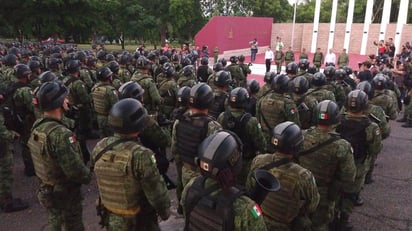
[0,40,411,231]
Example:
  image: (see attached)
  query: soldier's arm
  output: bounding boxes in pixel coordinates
[180,177,196,217]
[0,115,16,140]
[142,117,171,148]
[234,196,268,231]
[107,87,119,110]
[171,120,180,162]
[52,128,91,184]
[299,170,320,214]
[247,118,267,154]
[206,120,222,136]
[366,123,383,156]
[135,147,171,214]
[284,100,301,126]
[148,81,162,105]
[22,88,35,113]
[75,81,92,105]
[335,140,356,184]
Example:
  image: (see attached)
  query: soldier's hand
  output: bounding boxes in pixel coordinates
[158,208,171,221]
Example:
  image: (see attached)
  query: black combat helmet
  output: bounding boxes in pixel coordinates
[200,57,209,65]
[270,121,303,155]
[218,58,227,67]
[4,54,17,66]
[177,86,191,107]
[238,55,245,62]
[66,59,81,74]
[271,74,289,93]
[163,62,175,78]
[182,65,194,76]
[97,67,113,81]
[307,65,317,74]
[246,79,260,94]
[118,81,144,101]
[371,73,387,90]
[136,56,151,70]
[229,87,249,109]
[76,51,87,62]
[334,68,347,80]
[197,131,243,178]
[311,72,327,86]
[48,57,62,69]
[159,55,169,65]
[39,71,57,83]
[356,81,374,99]
[229,56,238,63]
[107,60,120,73]
[299,59,309,70]
[28,60,42,72]
[323,66,336,81]
[213,62,224,72]
[264,71,276,84]
[345,89,368,113]
[290,76,309,94]
[342,66,353,75]
[189,83,213,109]
[37,81,69,111]
[214,70,232,87]
[14,64,31,79]
[181,57,192,67]
[97,50,107,61]
[313,100,340,125]
[286,62,298,75]
[108,98,148,134]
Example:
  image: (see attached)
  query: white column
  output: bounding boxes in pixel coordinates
[327,0,339,50]
[311,0,322,53]
[343,0,355,51]
[394,0,409,55]
[291,1,297,49]
[360,0,374,55]
[378,0,392,42]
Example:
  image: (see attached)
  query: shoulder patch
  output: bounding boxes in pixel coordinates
[250,204,262,218]
[375,128,381,136]
[150,154,157,164]
[68,135,76,144]
[290,108,297,114]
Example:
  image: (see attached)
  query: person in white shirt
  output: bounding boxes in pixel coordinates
[325,48,336,67]
[265,47,274,72]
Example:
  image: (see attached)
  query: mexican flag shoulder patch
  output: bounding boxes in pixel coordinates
[150,154,157,164]
[68,135,76,144]
[250,204,262,218]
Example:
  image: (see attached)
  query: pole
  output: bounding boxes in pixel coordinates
[291,1,297,49]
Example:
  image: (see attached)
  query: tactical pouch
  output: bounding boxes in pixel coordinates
[37,184,54,209]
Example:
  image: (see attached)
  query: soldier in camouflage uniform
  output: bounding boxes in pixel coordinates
[289,76,318,129]
[238,54,251,82]
[0,54,18,91]
[247,122,320,231]
[28,81,91,230]
[182,131,268,231]
[323,66,346,109]
[335,68,354,97]
[217,87,266,185]
[27,59,42,90]
[130,56,162,115]
[245,79,260,116]
[171,83,221,213]
[92,98,170,231]
[76,51,95,92]
[208,70,231,119]
[299,48,309,60]
[337,48,349,68]
[299,100,356,231]
[284,46,295,67]
[158,62,178,119]
[48,57,65,81]
[207,62,224,91]
[336,90,382,230]
[274,47,285,74]
[106,60,123,90]
[91,67,119,138]
[118,53,132,83]
[177,65,197,87]
[370,74,398,120]
[308,72,336,103]
[226,56,246,87]
[313,48,324,71]
[196,57,213,83]
[257,71,276,100]
[257,74,300,152]
[0,90,29,212]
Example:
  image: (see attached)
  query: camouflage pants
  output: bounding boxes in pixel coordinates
[182,165,201,187]
[405,100,412,120]
[311,189,335,231]
[275,62,282,74]
[0,141,13,203]
[107,209,160,231]
[97,114,112,138]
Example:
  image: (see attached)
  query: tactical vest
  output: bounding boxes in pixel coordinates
[63,76,83,106]
[91,84,113,115]
[28,120,67,185]
[119,67,131,83]
[258,93,287,132]
[158,80,177,107]
[337,117,370,162]
[93,140,141,214]
[197,65,210,82]
[293,93,313,129]
[307,88,333,103]
[221,111,254,158]
[131,73,153,105]
[261,163,306,223]
[176,114,212,166]
[184,177,244,231]
[209,92,228,119]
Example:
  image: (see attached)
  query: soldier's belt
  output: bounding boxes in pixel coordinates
[105,205,141,216]
[183,162,198,171]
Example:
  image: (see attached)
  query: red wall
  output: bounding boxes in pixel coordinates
[195,16,273,54]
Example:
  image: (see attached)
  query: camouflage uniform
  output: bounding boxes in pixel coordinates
[226,63,246,87]
[130,72,162,114]
[28,117,91,230]
[313,52,324,70]
[299,127,356,231]
[247,153,320,231]
[118,66,132,83]
[92,134,170,231]
[0,66,15,91]
[337,53,349,68]
[370,90,398,120]
[91,82,119,137]
[256,92,300,151]
[182,177,268,231]
[284,50,295,66]
[323,82,346,109]
[239,62,252,82]
[79,67,95,92]
[290,92,318,129]
[256,83,271,100]
[158,78,178,119]
[217,108,266,185]
[177,74,197,88]
[306,87,336,103]
[274,50,285,74]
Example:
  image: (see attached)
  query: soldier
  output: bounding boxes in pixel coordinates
[96,50,107,68]
[0,54,18,91]
[370,74,398,120]
[177,65,197,87]
[106,60,123,90]
[208,70,231,119]
[118,53,132,83]
[213,46,219,64]
[299,48,309,60]
[238,54,252,81]
[284,46,295,66]
[336,90,382,230]
[91,67,119,138]
[289,76,318,129]
[217,87,266,185]
[130,56,162,115]
[256,74,300,152]
[182,131,268,231]
[297,59,313,84]
[308,72,336,102]
[27,59,42,90]
[197,57,213,83]
[313,48,324,71]
[0,90,29,212]
[92,98,170,230]
[171,83,221,213]
[337,48,349,68]
[274,47,285,74]
[172,86,191,121]
[247,121,320,230]
[28,81,91,230]
[76,51,95,92]
[256,71,276,100]
[207,62,224,91]
[226,56,246,87]
[245,79,260,116]
[323,66,346,109]
[158,62,178,119]
[335,68,354,97]
[285,62,299,82]
[48,57,64,81]
[299,100,356,231]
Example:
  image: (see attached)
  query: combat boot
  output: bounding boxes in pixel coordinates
[0,197,29,213]
[401,119,412,128]
[353,193,364,206]
[336,212,353,231]
[364,173,374,184]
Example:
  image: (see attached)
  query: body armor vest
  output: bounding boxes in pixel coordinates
[131,73,153,106]
[28,120,67,185]
[197,65,210,82]
[337,117,370,162]
[94,140,141,213]
[63,76,83,106]
[158,80,177,107]
[209,92,228,119]
[176,114,212,166]
[258,93,287,132]
[91,84,112,115]
[261,163,306,223]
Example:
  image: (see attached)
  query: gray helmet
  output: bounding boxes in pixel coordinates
[4,54,17,66]
[286,62,298,75]
[197,131,243,178]
[136,56,151,69]
[28,60,42,72]
[323,66,336,81]
[189,83,213,109]
[177,86,191,107]
[311,72,327,86]
[371,73,387,90]
[299,59,309,70]
[246,79,260,94]
[14,64,31,79]
[107,60,120,73]
[163,62,175,77]
[108,98,148,134]
[200,57,209,65]
[37,81,69,111]
[182,65,194,76]
[345,90,368,113]
[66,59,81,74]
[356,81,374,99]
[264,71,276,84]
[290,76,309,94]
[159,55,169,65]
[214,70,232,87]
[229,87,249,109]
[39,71,57,83]
[271,74,289,93]
[313,100,340,125]
[334,68,347,80]
[271,121,303,155]
[97,67,113,81]
[118,81,144,101]
[213,62,224,72]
